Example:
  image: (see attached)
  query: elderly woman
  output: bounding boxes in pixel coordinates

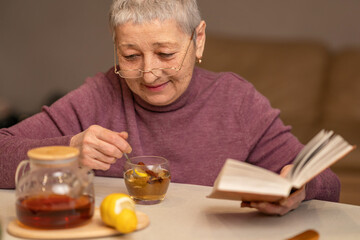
[0,0,340,215]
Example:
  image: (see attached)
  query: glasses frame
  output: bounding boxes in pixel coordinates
[114,30,195,79]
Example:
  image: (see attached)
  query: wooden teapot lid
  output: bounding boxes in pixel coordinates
[27,146,79,161]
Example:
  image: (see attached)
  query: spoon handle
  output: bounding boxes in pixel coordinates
[123,153,131,162]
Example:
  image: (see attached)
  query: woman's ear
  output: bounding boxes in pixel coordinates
[195,20,206,61]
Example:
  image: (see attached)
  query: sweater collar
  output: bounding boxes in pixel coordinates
[130,68,200,113]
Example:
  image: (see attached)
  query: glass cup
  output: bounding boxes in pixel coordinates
[123,156,171,205]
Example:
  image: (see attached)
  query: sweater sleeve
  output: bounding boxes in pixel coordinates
[0,72,114,189]
[0,113,74,189]
[238,79,340,202]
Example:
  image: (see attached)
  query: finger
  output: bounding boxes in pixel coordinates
[118,131,129,140]
[81,156,112,170]
[95,128,132,153]
[280,186,306,206]
[248,186,306,216]
[280,164,293,177]
[79,151,113,171]
[85,126,131,155]
[80,129,123,160]
[250,202,290,216]
[81,144,117,165]
[91,136,124,159]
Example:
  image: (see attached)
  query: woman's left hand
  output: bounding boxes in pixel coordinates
[241,165,306,216]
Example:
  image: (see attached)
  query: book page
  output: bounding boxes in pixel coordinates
[289,130,334,180]
[208,159,292,201]
[292,137,355,188]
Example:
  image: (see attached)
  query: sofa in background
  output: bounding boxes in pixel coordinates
[200,35,360,172]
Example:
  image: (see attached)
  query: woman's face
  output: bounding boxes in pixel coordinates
[115,19,205,106]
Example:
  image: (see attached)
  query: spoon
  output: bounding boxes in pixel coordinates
[123,153,131,163]
[124,153,146,177]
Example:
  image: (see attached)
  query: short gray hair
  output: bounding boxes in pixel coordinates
[109,0,201,41]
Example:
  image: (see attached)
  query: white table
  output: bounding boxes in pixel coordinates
[1,176,360,240]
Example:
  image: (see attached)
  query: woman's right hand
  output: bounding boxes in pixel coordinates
[70,125,132,170]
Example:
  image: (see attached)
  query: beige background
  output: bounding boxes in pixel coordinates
[1,0,359,113]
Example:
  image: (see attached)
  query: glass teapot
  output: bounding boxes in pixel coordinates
[15,146,95,229]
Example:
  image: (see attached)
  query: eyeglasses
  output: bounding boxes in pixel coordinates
[114,30,195,79]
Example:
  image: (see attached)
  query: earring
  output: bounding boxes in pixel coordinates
[197,58,202,64]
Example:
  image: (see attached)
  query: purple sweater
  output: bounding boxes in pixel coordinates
[0,67,340,201]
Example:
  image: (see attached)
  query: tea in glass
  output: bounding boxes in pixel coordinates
[16,194,94,229]
[124,156,170,204]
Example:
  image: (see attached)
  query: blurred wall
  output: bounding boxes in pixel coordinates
[0,0,113,114]
[199,0,360,49]
[1,0,360,114]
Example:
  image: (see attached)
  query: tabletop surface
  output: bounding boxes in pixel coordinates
[1,176,360,240]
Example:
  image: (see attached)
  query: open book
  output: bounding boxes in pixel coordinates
[208,130,356,202]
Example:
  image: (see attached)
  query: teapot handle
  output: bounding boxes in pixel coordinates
[15,160,30,187]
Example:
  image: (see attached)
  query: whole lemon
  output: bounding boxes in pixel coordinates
[100,193,138,234]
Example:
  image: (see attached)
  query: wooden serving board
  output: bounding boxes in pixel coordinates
[7,208,149,239]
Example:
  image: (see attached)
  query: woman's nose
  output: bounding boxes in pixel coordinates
[142,56,160,83]
[142,69,159,83]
